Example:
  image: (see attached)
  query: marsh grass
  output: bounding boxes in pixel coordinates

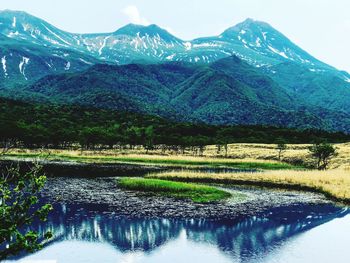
[4,151,300,170]
[148,170,350,203]
[118,178,234,203]
[3,142,350,170]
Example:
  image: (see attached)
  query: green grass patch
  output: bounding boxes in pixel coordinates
[117,178,235,203]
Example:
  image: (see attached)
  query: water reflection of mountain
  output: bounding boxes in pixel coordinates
[28,202,348,261]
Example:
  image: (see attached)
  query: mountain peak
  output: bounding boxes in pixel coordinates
[221,18,274,38]
[240,18,267,26]
[0,9,28,15]
[0,9,38,20]
[115,23,167,34]
[240,18,257,25]
[0,9,52,31]
[114,23,182,42]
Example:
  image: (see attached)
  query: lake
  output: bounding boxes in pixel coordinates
[6,200,349,263]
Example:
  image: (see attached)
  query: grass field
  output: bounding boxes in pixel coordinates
[203,143,350,170]
[3,151,300,170]
[117,178,236,203]
[3,142,350,169]
[148,169,350,203]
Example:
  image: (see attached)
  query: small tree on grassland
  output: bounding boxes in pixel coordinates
[276,140,287,161]
[0,164,53,260]
[308,143,337,170]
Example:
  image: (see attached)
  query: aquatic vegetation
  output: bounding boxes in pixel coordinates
[118,178,234,203]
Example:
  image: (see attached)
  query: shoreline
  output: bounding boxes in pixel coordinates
[2,157,349,205]
[152,176,350,206]
[41,176,339,220]
[0,158,258,177]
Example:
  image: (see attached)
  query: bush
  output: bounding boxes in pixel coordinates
[0,164,53,260]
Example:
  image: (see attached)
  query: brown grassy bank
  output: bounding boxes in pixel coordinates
[148,169,350,204]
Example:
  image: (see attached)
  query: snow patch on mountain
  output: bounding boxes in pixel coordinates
[7,31,19,38]
[192,43,221,48]
[255,38,262,47]
[165,54,175,60]
[184,42,192,50]
[12,16,16,28]
[79,58,93,65]
[268,46,288,59]
[2,56,8,77]
[19,57,30,80]
[262,32,268,41]
[42,24,71,46]
[65,61,71,71]
[309,68,325,73]
[30,29,38,39]
[98,36,111,56]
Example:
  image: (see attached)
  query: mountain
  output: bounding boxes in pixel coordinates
[0,11,98,87]
[18,62,198,119]
[0,10,185,64]
[1,11,348,75]
[0,34,97,88]
[1,10,350,132]
[1,11,348,72]
[10,57,350,132]
[1,11,348,89]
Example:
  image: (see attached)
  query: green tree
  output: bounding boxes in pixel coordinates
[217,128,232,157]
[143,126,155,153]
[0,164,53,260]
[276,139,287,161]
[308,143,337,170]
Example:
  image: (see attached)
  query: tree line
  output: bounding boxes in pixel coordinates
[1,98,350,150]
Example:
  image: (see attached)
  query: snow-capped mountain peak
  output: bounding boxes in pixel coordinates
[0,11,346,81]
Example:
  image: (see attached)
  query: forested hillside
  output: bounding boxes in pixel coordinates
[1,97,349,149]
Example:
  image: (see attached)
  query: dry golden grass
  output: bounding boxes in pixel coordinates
[6,149,281,164]
[4,142,350,169]
[203,142,350,170]
[3,150,295,169]
[149,169,350,203]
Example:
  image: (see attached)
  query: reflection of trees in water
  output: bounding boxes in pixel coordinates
[33,203,348,260]
[38,204,183,252]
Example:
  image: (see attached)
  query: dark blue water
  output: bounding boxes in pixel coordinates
[5,202,349,263]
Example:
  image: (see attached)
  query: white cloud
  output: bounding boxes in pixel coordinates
[122,5,150,25]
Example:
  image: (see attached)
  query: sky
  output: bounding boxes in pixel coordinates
[0,0,349,72]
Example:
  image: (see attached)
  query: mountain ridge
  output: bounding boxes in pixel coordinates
[1,10,350,133]
[0,10,346,71]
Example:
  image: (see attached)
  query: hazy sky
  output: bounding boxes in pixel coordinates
[0,0,349,72]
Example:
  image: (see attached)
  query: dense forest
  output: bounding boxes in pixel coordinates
[1,97,349,150]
